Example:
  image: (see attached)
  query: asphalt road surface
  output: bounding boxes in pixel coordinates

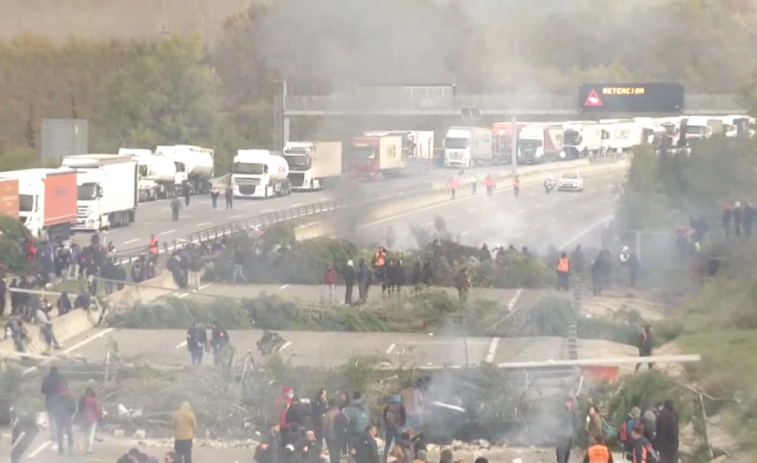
[74,165,508,251]
[354,167,624,252]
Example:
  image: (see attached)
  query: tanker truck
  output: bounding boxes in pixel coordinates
[118,148,177,201]
[283,141,342,191]
[156,145,214,196]
[231,150,292,198]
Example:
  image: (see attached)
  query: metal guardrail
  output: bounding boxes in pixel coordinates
[285,93,745,116]
[112,182,434,263]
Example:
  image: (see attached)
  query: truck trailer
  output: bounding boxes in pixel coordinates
[232,150,292,198]
[348,135,405,179]
[492,122,527,164]
[283,142,342,191]
[156,145,215,195]
[443,127,493,167]
[562,122,603,159]
[517,125,564,164]
[0,178,19,220]
[0,169,77,242]
[363,131,435,160]
[61,155,138,230]
[118,148,177,201]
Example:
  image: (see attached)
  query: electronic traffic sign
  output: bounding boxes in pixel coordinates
[578,83,684,113]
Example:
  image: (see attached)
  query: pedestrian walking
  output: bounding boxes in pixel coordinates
[185,322,207,365]
[357,259,369,304]
[470,174,478,194]
[50,388,76,456]
[382,395,407,459]
[172,402,196,463]
[35,300,61,350]
[232,249,248,283]
[78,387,101,455]
[744,202,755,239]
[182,182,191,207]
[449,176,458,200]
[555,397,577,463]
[635,325,654,372]
[225,185,233,209]
[170,197,182,222]
[343,260,356,305]
[556,252,571,291]
[210,186,219,209]
[324,264,337,302]
[721,204,733,238]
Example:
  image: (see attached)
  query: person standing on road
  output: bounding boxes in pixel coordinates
[357,259,370,304]
[324,264,337,303]
[485,174,495,196]
[78,387,101,456]
[172,402,196,463]
[635,325,654,372]
[721,204,733,238]
[225,184,234,209]
[470,174,478,194]
[232,248,248,284]
[556,397,577,463]
[170,196,182,222]
[343,260,356,305]
[449,176,458,200]
[512,175,520,198]
[50,386,76,457]
[743,202,755,239]
[185,322,207,365]
[41,367,67,442]
[556,252,571,291]
[210,185,219,209]
[182,182,191,207]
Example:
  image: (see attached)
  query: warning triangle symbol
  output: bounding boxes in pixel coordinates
[584,89,603,107]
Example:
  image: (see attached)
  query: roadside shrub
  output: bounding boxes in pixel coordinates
[0,214,31,272]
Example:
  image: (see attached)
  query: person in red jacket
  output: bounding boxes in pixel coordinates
[275,386,295,448]
[79,387,101,455]
[484,174,495,196]
[324,265,338,303]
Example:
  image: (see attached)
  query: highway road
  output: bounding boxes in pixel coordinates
[353,167,624,252]
[74,165,506,251]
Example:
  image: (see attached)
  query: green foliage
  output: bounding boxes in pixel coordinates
[0,214,32,272]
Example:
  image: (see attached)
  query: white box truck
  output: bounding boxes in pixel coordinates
[118,148,177,201]
[283,141,342,191]
[232,150,292,198]
[0,168,78,242]
[61,155,138,230]
[601,122,646,153]
[443,127,492,168]
[561,122,603,159]
[156,145,214,195]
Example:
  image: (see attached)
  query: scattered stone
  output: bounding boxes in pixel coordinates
[452,440,464,451]
[134,429,146,439]
[476,439,491,449]
[113,429,125,437]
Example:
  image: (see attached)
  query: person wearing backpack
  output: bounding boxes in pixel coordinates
[383,395,407,461]
[344,392,371,450]
[631,426,660,463]
[619,407,641,461]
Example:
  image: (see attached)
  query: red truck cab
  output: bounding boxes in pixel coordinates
[348,137,381,179]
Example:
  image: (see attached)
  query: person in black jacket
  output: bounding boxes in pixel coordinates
[556,397,577,463]
[254,425,281,463]
[353,425,379,463]
[311,389,328,442]
[286,396,309,438]
[635,325,654,372]
[343,260,357,305]
[49,391,76,456]
[411,263,422,292]
[186,322,207,365]
[655,400,679,463]
[40,367,67,441]
[298,430,323,463]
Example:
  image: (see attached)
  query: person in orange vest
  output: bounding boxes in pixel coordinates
[582,435,614,463]
[148,234,159,259]
[484,174,495,196]
[512,175,520,198]
[449,176,458,200]
[556,252,570,291]
[372,247,387,286]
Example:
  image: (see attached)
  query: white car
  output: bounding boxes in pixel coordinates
[557,172,584,192]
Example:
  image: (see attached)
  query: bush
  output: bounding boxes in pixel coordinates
[0,214,32,272]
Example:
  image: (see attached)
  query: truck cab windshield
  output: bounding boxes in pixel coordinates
[284,155,311,170]
[444,138,469,149]
[564,130,582,145]
[233,163,266,175]
[351,147,377,160]
[19,194,34,212]
[519,139,543,148]
[78,183,99,200]
[138,164,149,177]
[174,162,186,173]
[687,126,706,134]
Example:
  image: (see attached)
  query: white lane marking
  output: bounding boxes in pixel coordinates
[177,341,187,349]
[469,208,477,212]
[460,230,470,236]
[23,328,117,376]
[534,203,542,208]
[124,239,139,244]
[28,441,51,458]
[178,293,188,299]
[279,284,290,290]
[231,215,242,219]
[292,203,303,207]
[589,188,597,193]
[386,343,396,354]
[197,222,212,227]
[144,221,156,225]
[506,288,523,311]
[448,215,456,219]
[425,222,434,226]
[160,230,175,235]
[199,283,212,291]
[549,217,556,222]
[262,209,274,213]
[279,341,292,352]
[560,214,614,249]
[485,338,500,363]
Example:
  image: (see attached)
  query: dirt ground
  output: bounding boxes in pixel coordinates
[582,287,675,322]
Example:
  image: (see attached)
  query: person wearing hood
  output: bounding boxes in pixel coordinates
[383,395,407,460]
[654,400,679,463]
[41,367,67,441]
[353,425,379,463]
[344,260,357,305]
[620,407,641,461]
[286,395,310,437]
[56,291,72,316]
[345,392,371,446]
[640,406,657,444]
[172,402,196,463]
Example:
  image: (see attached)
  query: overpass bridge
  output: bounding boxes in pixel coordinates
[283,93,746,117]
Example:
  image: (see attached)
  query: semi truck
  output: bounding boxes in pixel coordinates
[348,135,405,179]
[232,150,292,198]
[443,127,492,167]
[363,131,435,160]
[517,125,564,164]
[562,122,603,159]
[283,141,342,191]
[492,122,527,164]
[0,169,77,242]
[0,178,19,220]
[61,155,138,230]
[118,148,177,202]
[601,121,646,153]
[156,145,215,195]
[685,117,724,140]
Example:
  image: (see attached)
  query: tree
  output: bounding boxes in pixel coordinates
[93,34,222,150]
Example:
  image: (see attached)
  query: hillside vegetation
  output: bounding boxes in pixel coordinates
[3,0,757,169]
